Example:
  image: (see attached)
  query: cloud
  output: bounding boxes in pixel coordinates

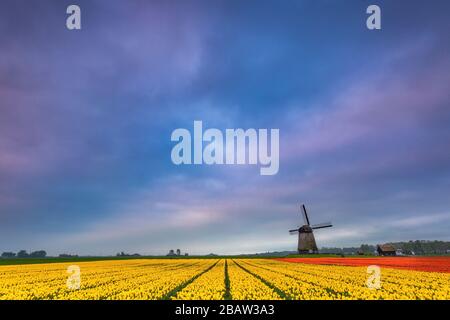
[389,213,450,228]
[282,48,450,163]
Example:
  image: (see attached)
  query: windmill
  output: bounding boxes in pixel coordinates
[289,204,332,254]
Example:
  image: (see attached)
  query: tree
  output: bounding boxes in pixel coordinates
[360,244,376,254]
[1,252,16,258]
[17,250,29,258]
[30,250,47,258]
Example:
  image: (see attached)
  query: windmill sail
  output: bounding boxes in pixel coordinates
[311,222,333,230]
[301,204,310,225]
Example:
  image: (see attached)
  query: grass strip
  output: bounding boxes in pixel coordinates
[223,260,232,300]
[232,259,289,300]
[161,259,220,300]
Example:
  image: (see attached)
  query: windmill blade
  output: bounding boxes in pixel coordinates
[311,222,333,230]
[289,229,299,234]
[301,204,310,225]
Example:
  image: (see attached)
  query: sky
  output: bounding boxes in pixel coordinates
[0,0,449,256]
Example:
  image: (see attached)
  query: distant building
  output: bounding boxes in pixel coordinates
[377,244,396,256]
[167,249,176,256]
[59,254,78,258]
[176,249,181,256]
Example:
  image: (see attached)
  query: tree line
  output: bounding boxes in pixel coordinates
[387,240,450,255]
[322,240,450,255]
[1,250,47,258]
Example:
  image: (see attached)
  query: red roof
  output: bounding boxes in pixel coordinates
[377,244,396,252]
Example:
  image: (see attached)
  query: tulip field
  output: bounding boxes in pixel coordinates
[0,258,449,300]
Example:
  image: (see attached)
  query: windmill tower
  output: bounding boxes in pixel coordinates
[289,204,333,254]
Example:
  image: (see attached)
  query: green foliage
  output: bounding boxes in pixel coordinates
[223,260,232,300]
[388,240,450,255]
[1,252,16,258]
[17,250,29,258]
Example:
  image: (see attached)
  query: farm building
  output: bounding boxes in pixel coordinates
[377,244,396,256]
